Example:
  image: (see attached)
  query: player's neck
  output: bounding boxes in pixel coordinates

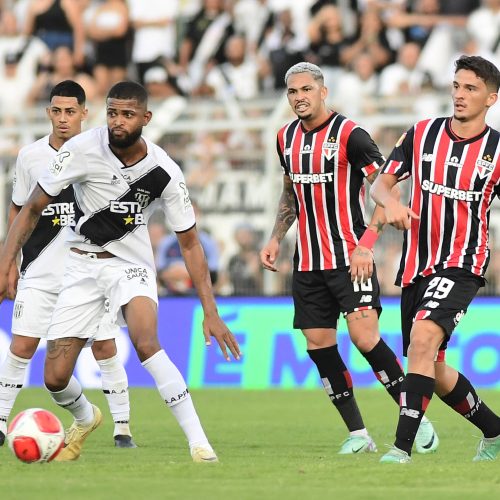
[301,109,332,132]
[48,133,67,151]
[109,138,147,167]
[450,116,487,140]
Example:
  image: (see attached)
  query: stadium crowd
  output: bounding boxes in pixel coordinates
[1,0,500,296]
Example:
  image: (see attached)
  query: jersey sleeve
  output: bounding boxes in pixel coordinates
[346,127,385,177]
[11,150,31,206]
[380,127,415,181]
[276,132,288,175]
[37,144,88,197]
[159,168,196,232]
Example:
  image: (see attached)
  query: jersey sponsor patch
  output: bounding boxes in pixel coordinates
[177,181,192,212]
[49,150,73,177]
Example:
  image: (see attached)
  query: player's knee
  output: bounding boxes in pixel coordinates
[44,365,72,392]
[91,339,117,360]
[132,335,161,362]
[352,334,379,353]
[407,332,437,360]
[10,337,39,359]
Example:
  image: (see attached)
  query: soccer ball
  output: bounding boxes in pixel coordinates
[7,408,65,463]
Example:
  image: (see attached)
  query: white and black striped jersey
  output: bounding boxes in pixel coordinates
[382,117,500,287]
[13,135,75,293]
[38,126,195,270]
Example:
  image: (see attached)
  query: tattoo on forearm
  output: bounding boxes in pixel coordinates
[15,210,41,253]
[372,220,385,234]
[271,184,296,241]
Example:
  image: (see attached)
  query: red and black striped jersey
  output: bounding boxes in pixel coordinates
[382,117,500,287]
[277,112,384,271]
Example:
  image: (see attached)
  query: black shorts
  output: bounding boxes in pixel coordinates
[292,266,382,330]
[401,268,484,356]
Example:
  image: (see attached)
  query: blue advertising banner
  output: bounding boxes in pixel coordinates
[0,297,498,389]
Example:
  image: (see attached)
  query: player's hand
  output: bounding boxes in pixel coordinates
[384,198,419,230]
[350,245,373,283]
[260,238,280,272]
[7,264,19,300]
[203,312,241,361]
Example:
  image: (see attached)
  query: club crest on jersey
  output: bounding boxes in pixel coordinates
[476,155,494,179]
[49,150,73,176]
[134,189,151,209]
[322,137,338,161]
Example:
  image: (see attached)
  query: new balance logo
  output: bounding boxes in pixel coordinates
[359,295,372,303]
[400,408,420,418]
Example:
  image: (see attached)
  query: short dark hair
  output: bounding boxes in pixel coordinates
[50,80,86,105]
[455,55,500,92]
[107,81,148,106]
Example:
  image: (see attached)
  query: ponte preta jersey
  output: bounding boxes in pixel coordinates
[38,126,195,272]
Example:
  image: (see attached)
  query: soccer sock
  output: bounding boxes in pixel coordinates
[395,373,435,455]
[142,349,211,450]
[308,345,366,432]
[0,351,30,433]
[96,355,131,437]
[361,338,404,404]
[439,372,500,438]
[48,376,94,426]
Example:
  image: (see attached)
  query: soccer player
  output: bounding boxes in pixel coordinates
[260,62,438,454]
[371,55,500,463]
[0,80,136,449]
[0,81,240,463]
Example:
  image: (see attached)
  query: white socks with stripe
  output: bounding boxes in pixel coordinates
[0,351,30,434]
[96,355,131,437]
[49,376,94,426]
[142,349,212,451]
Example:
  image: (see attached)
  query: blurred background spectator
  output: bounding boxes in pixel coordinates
[155,201,220,296]
[84,0,130,96]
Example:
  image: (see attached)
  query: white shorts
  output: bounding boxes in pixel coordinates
[47,252,158,341]
[12,286,120,341]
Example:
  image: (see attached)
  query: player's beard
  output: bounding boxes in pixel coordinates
[108,127,143,148]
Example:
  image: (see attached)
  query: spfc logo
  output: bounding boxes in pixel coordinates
[476,155,494,179]
[322,137,339,161]
[14,301,24,319]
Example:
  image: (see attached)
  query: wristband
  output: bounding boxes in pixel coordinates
[358,228,379,249]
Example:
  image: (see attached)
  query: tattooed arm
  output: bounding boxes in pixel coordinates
[260,175,296,272]
[0,186,53,301]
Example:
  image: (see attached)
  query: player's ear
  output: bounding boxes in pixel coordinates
[143,110,152,126]
[321,84,328,101]
[81,107,89,121]
[486,92,498,108]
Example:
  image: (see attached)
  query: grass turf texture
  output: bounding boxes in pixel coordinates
[2,388,499,500]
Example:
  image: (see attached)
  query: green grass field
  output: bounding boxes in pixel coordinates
[2,388,499,500]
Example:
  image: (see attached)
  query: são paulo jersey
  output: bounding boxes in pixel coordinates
[382,117,500,286]
[38,126,195,270]
[12,135,76,293]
